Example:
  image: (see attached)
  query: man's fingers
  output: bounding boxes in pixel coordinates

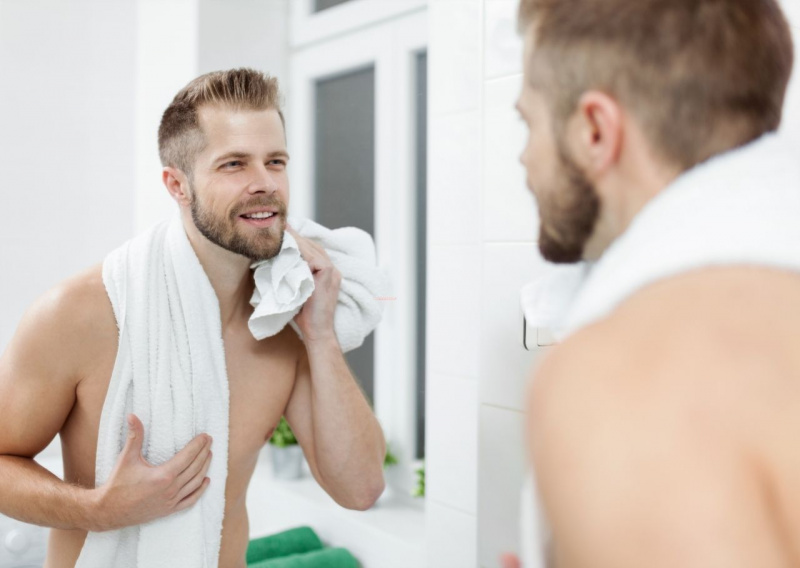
[174,477,210,512]
[164,433,211,477]
[173,450,213,504]
[174,443,211,488]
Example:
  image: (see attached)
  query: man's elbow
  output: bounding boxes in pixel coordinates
[340,474,385,511]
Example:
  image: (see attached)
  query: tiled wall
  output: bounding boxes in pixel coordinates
[427,1,548,566]
[427,1,800,566]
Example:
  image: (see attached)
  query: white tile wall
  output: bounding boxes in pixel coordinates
[426,500,479,568]
[428,111,483,245]
[479,243,547,412]
[427,244,482,379]
[483,0,523,79]
[426,374,478,514]
[477,404,527,568]
[429,0,482,116]
[482,75,538,243]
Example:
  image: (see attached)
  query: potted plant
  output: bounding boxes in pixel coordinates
[269,416,304,480]
[412,461,425,498]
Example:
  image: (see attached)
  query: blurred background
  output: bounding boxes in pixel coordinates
[1,1,799,567]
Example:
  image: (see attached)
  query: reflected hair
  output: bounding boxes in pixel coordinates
[157,68,285,178]
[518,0,794,170]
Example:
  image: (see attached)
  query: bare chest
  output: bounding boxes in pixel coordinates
[60,326,299,498]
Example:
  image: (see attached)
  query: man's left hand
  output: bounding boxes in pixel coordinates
[286,223,341,342]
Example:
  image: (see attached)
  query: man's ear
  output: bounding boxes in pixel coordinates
[569,91,623,177]
[162,167,192,206]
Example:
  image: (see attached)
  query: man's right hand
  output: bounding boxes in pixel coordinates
[90,414,213,531]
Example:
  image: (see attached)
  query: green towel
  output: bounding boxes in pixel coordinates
[248,548,360,568]
[246,527,324,564]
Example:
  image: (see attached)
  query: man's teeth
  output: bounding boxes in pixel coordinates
[244,212,275,219]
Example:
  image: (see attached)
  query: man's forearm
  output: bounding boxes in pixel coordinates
[305,335,386,507]
[0,455,99,531]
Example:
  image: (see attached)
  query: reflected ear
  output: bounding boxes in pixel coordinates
[573,91,623,175]
[162,167,192,205]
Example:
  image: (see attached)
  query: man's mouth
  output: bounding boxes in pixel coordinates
[238,208,281,227]
[241,211,277,220]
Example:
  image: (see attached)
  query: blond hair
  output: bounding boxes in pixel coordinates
[158,68,284,177]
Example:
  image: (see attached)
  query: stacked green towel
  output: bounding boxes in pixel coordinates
[246,527,360,568]
[249,547,359,568]
[246,526,323,564]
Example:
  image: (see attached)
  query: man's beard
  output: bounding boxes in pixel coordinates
[536,144,600,264]
[189,191,287,262]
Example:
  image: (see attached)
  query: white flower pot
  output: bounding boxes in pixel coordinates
[270,445,304,480]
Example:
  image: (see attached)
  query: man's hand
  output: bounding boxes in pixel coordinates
[500,553,522,568]
[286,223,342,342]
[91,414,212,531]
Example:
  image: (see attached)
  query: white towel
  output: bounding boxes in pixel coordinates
[77,216,230,568]
[248,216,390,353]
[518,131,800,567]
[521,131,800,340]
[77,214,388,567]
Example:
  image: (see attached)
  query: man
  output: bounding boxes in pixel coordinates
[511,0,799,566]
[0,69,386,567]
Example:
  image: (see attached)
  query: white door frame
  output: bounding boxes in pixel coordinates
[288,8,428,492]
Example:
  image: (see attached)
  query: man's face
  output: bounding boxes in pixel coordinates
[516,35,600,264]
[188,105,289,261]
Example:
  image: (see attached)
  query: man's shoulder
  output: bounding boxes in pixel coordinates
[17,263,117,363]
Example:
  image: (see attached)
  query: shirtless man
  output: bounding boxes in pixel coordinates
[0,69,386,568]
[508,0,799,567]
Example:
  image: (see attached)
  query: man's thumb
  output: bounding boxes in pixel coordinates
[125,413,143,453]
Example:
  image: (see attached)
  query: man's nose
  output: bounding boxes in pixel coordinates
[247,163,279,194]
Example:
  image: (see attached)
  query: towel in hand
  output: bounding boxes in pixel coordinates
[248,216,390,352]
[77,216,230,568]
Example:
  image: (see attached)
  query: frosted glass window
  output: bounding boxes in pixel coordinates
[313,0,352,13]
[314,66,376,402]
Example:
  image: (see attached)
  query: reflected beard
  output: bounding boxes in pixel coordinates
[537,146,600,264]
[190,194,286,261]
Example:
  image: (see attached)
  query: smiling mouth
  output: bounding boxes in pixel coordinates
[240,211,277,220]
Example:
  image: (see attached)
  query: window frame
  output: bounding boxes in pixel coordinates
[288,8,428,494]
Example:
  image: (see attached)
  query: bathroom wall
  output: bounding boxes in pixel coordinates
[0,0,137,359]
[0,0,289,460]
[426,1,545,566]
[426,0,800,566]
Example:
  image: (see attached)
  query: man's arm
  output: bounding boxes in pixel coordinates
[283,336,386,510]
[280,224,385,510]
[526,321,785,568]
[0,271,107,530]
[0,267,212,531]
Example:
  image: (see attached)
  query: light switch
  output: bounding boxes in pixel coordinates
[537,327,556,347]
[522,316,557,349]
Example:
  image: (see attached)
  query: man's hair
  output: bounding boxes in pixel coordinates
[518,0,794,169]
[158,68,284,178]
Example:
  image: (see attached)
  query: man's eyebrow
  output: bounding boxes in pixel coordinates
[213,150,291,164]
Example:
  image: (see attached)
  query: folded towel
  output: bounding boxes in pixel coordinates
[246,527,323,564]
[248,216,390,352]
[77,216,230,567]
[518,131,800,567]
[248,548,360,568]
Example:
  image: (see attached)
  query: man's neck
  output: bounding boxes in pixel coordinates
[181,213,255,329]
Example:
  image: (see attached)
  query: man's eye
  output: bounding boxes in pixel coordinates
[269,160,287,167]
[224,161,243,168]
